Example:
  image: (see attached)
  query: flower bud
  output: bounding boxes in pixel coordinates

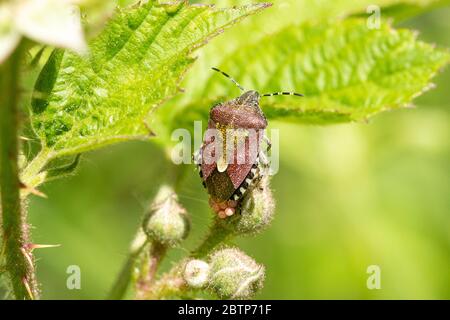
[207,247,265,299]
[219,176,275,236]
[183,259,210,289]
[142,185,190,246]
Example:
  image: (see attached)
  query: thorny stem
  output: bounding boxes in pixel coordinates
[0,42,38,300]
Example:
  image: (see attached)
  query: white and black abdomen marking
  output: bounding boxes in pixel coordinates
[231,156,263,201]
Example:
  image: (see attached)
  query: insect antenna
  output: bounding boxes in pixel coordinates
[211,67,245,91]
[261,91,304,97]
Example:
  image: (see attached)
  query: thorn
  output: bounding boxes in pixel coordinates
[19,181,47,198]
[28,187,47,198]
[19,136,32,141]
[22,277,34,300]
[20,247,34,271]
[143,121,157,137]
[26,243,61,252]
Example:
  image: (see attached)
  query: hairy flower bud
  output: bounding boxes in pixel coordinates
[183,259,210,288]
[219,175,275,235]
[207,247,265,299]
[142,185,190,246]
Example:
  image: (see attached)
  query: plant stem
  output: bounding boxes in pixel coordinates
[192,219,233,258]
[108,233,168,300]
[142,261,187,300]
[107,231,147,300]
[109,156,188,300]
[20,148,52,192]
[145,220,234,299]
[0,42,38,300]
[135,241,167,299]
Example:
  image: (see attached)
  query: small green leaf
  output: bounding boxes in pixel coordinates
[45,154,81,182]
[169,19,450,128]
[30,0,269,158]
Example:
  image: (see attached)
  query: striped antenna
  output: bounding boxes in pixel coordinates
[262,91,304,97]
[211,67,245,91]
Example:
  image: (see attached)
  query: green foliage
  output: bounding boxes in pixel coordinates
[7,0,450,300]
[45,154,81,181]
[352,0,450,22]
[28,0,450,155]
[197,0,447,27]
[30,0,269,159]
[162,7,450,132]
[234,20,448,124]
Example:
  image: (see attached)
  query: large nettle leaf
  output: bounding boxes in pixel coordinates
[30,0,269,158]
[175,0,450,95]
[167,19,449,131]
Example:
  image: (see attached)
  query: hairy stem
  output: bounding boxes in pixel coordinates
[20,148,52,193]
[147,220,234,299]
[0,42,38,300]
[108,228,169,300]
[109,156,188,300]
[107,231,147,300]
[135,241,167,299]
[192,219,233,258]
[142,261,187,300]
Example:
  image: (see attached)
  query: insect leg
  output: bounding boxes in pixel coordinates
[192,143,204,166]
[263,134,272,152]
[259,151,270,168]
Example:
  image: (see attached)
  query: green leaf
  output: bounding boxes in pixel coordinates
[351,0,450,23]
[164,0,448,110]
[45,154,81,182]
[167,19,449,130]
[30,0,269,159]
[199,0,448,24]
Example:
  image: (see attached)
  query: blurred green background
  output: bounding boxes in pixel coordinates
[26,5,449,299]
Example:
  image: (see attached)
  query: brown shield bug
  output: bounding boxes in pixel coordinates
[195,67,303,219]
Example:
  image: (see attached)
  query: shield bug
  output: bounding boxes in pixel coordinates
[195,67,303,219]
